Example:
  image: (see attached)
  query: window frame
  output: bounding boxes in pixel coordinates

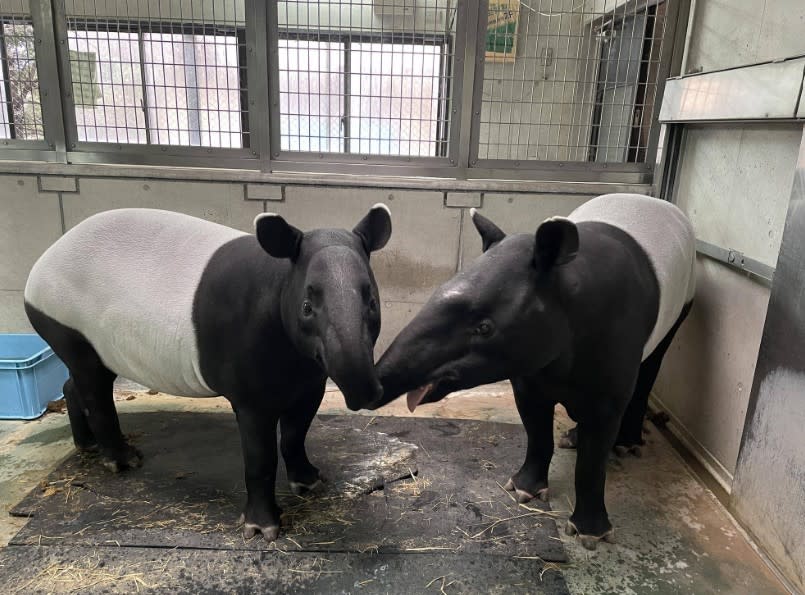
[57,15,257,167]
[268,24,456,170]
[0,14,51,158]
[587,2,663,164]
[468,0,680,183]
[0,0,686,184]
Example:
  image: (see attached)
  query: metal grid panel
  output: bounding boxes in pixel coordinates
[478,0,670,164]
[276,0,456,157]
[0,4,43,141]
[64,1,248,148]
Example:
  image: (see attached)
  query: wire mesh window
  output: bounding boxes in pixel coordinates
[0,0,680,174]
[478,0,669,164]
[0,11,43,141]
[65,2,248,148]
[276,1,456,157]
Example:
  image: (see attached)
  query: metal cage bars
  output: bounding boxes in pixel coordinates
[0,0,686,183]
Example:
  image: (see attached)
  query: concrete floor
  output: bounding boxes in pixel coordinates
[0,382,791,594]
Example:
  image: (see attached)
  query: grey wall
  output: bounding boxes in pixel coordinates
[0,172,599,356]
[684,0,805,73]
[653,123,802,489]
[650,0,805,492]
[731,131,805,591]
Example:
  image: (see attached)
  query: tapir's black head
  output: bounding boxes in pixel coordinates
[254,204,392,411]
[368,209,578,412]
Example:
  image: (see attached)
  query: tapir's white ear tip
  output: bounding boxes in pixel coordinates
[543,215,572,224]
[470,207,478,219]
[371,203,391,217]
[253,212,281,228]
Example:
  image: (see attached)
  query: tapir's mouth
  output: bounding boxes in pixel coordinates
[405,371,460,412]
[406,384,433,412]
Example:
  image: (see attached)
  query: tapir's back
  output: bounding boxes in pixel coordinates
[25,208,247,396]
[568,193,696,359]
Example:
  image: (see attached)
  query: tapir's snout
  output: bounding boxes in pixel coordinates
[323,323,383,411]
[338,376,384,411]
[330,362,384,411]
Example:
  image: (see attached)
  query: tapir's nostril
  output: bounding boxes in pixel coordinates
[313,350,326,369]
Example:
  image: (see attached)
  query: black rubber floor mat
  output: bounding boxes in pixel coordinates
[7,413,568,592]
[0,544,569,594]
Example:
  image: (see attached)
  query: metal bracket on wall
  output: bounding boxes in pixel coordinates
[696,240,775,286]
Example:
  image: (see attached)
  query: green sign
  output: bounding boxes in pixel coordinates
[69,50,100,106]
[486,1,519,62]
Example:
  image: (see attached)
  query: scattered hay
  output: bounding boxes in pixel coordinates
[539,562,562,581]
[390,470,432,498]
[13,554,167,594]
[39,476,82,502]
[425,574,457,594]
[281,494,357,538]
[286,557,343,580]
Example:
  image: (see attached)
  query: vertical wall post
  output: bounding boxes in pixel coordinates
[450,0,483,179]
[265,0,281,170]
[245,0,270,170]
[29,0,66,161]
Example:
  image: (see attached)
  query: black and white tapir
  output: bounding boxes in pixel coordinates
[366,193,696,549]
[24,205,392,541]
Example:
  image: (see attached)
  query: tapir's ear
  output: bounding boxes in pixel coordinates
[534,217,579,269]
[353,203,392,253]
[254,213,304,260]
[470,208,506,252]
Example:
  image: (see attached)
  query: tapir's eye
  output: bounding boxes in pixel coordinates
[368,298,378,313]
[302,301,313,317]
[475,320,493,337]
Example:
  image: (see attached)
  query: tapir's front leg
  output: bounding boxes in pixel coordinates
[234,404,281,542]
[566,416,620,550]
[505,377,554,503]
[280,379,326,495]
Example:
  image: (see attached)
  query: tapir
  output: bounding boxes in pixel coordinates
[366,193,695,549]
[24,205,392,541]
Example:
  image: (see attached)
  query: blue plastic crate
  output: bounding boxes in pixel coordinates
[0,334,69,420]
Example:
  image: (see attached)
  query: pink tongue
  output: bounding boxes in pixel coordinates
[406,384,433,412]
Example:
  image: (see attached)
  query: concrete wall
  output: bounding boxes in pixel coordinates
[684,0,805,73]
[0,172,600,357]
[651,0,805,492]
[652,124,801,489]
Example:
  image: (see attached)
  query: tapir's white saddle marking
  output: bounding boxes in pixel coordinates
[25,208,248,396]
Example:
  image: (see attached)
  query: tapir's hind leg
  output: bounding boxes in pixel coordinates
[25,303,142,472]
[614,301,693,457]
[62,377,96,451]
[559,301,693,455]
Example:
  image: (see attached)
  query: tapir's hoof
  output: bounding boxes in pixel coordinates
[565,521,615,550]
[101,445,143,473]
[238,513,280,542]
[614,445,642,458]
[503,478,549,503]
[289,478,324,496]
[557,427,578,449]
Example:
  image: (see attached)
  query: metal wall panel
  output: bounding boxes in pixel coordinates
[731,125,805,593]
[660,58,805,123]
